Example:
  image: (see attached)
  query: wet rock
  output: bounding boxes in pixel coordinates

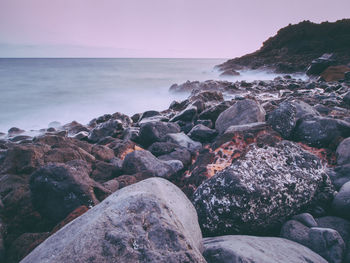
[158,147,192,168]
[122,150,176,178]
[109,139,138,160]
[294,116,350,148]
[306,53,335,76]
[91,144,115,162]
[336,137,350,165]
[203,235,327,263]
[292,213,318,228]
[332,181,350,220]
[43,145,95,164]
[163,133,202,153]
[0,144,50,174]
[72,131,89,140]
[137,121,180,148]
[267,101,297,138]
[189,90,224,103]
[102,179,120,193]
[62,121,89,136]
[91,161,122,183]
[280,220,311,247]
[215,99,265,134]
[309,227,345,263]
[193,141,333,236]
[219,69,240,76]
[21,178,205,263]
[30,160,109,225]
[188,124,218,143]
[8,127,25,136]
[170,106,197,122]
[88,119,124,143]
[315,216,350,244]
[329,164,350,190]
[139,110,161,121]
[292,100,319,119]
[148,142,181,157]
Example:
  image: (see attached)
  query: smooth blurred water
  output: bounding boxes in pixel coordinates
[0,58,296,133]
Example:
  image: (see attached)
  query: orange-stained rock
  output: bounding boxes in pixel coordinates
[321,65,350,82]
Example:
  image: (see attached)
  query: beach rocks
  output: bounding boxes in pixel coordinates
[88,119,124,143]
[321,65,350,82]
[170,105,197,122]
[198,101,231,123]
[188,124,218,143]
[137,121,180,147]
[215,99,265,134]
[163,133,202,153]
[21,178,205,263]
[122,150,176,178]
[30,160,109,224]
[294,116,350,148]
[267,101,297,138]
[306,53,335,76]
[203,235,327,263]
[193,141,333,236]
[336,137,350,165]
[332,181,350,220]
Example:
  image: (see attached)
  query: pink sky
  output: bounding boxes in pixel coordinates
[0,0,349,58]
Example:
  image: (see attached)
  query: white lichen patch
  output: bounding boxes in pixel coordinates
[193,140,333,235]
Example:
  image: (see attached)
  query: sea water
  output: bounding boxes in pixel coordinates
[0,58,291,133]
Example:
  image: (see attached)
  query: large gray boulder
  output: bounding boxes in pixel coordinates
[21,178,205,263]
[203,235,328,263]
[332,181,350,219]
[215,99,265,134]
[193,141,333,236]
[137,121,180,147]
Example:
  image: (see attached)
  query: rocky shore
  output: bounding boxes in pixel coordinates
[1,21,350,263]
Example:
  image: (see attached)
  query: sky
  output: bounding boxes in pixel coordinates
[0,0,349,58]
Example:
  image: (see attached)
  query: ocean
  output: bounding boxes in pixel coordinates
[0,58,287,133]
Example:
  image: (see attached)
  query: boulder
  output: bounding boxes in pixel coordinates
[163,133,202,153]
[158,148,192,168]
[308,227,345,263]
[30,160,109,224]
[332,181,350,219]
[219,69,240,76]
[320,65,350,82]
[329,164,350,190]
[280,220,311,247]
[170,106,197,122]
[336,137,350,165]
[215,99,265,134]
[91,161,122,183]
[267,101,297,138]
[188,124,218,143]
[294,116,350,148]
[21,178,205,263]
[122,150,176,178]
[137,121,180,148]
[139,110,161,122]
[203,235,327,263]
[315,216,350,244]
[343,91,350,105]
[306,53,335,76]
[88,119,124,143]
[193,141,333,236]
[292,213,318,228]
[91,145,115,162]
[198,101,231,123]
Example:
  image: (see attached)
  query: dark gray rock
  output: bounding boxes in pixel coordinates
[158,148,192,167]
[315,216,350,244]
[170,106,197,122]
[148,142,181,157]
[332,181,350,220]
[188,124,218,143]
[193,141,334,236]
[215,99,265,134]
[329,164,350,190]
[306,53,335,76]
[292,213,318,228]
[88,119,124,143]
[0,220,4,263]
[267,101,297,138]
[280,220,311,247]
[294,116,350,148]
[198,101,231,124]
[292,100,319,119]
[336,137,350,165]
[309,227,345,263]
[22,178,206,263]
[163,133,202,153]
[122,150,176,178]
[137,121,180,147]
[30,160,109,224]
[203,235,327,263]
[139,110,161,121]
